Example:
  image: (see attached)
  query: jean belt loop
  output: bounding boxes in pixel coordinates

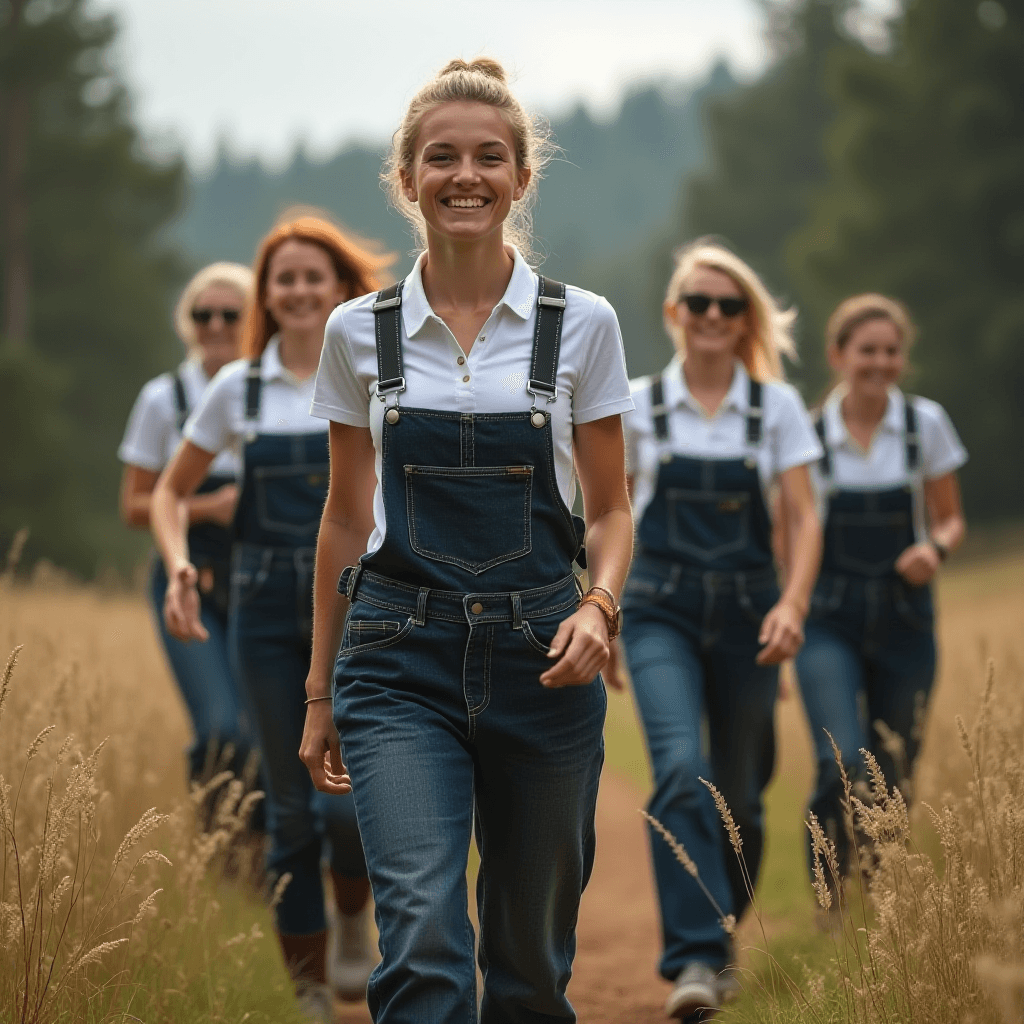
[345,563,363,601]
[511,592,524,630]
[414,587,430,627]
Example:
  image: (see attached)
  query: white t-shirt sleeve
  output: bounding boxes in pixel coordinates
[622,377,650,477]
[311,305,371,428]
[571,296,635,425]
[770,383,823,475]
[118,376,173,471]
[916,397,967,479]
[183,363,241,455]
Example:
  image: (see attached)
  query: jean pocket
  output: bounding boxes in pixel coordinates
[738,583,780,627]
[893,580,934,632]
[339,604,415,658]
[405,464,532,575]
[254,463,328,537]
[808,576,846,620]
[666,488,750,562]
[621,556,678,610]
[231,548,273,608]
[520,608,572,656]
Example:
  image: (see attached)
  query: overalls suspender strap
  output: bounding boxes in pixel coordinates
[172,370,188,432]
[370,276,568,426]
[814,396,919,479]
[647,374,763,444]
[244,355,263,423]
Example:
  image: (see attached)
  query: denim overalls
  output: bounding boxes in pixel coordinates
[621,373,781,979]
[229,355,365,936]
[795,395,935,878]
[334,279,605,1024]
[148,369,253,787]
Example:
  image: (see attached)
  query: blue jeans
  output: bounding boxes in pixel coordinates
[621,558,779,979]
[231,544,366,936]
[795,573,936,878]
[149,558,255,784]
[334,574,606,1024]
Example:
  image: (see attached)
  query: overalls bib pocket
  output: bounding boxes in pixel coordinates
[832,507,910,576]
[405,465,533,574]
[254,463,329,537]
[666,488,751,562]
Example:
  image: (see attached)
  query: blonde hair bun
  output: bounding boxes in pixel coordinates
[438,57,508,84]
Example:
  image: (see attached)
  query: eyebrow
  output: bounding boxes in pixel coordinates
[422,140,510,152]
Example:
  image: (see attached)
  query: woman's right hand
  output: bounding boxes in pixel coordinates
[163,562,209,642]
[299,698,352,795]
[604,638,627,692]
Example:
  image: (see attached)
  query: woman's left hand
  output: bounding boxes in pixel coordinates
[756,600,805,665]
[540,603,610,688]
[894,541,941,587]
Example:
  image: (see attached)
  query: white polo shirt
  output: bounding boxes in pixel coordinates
[625,357,822,523]
[813,385,967,539]
[311,246,634,556]
[185,337,328,457]
[119,358,240,477]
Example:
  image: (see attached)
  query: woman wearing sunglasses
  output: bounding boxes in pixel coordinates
[119,261,256,806]
[613,239,822,1020]
[795,294,966,914]
[152,215,393,1023]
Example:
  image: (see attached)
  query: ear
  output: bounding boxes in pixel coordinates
[398,166,417,204]
[334,279,352,306]
[663,298,682,327]
[826,343,843,375]
[513,164,532,202]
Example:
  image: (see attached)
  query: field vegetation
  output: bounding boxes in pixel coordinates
[2,543,1023,1022]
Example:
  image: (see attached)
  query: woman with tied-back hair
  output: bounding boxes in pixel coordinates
[300,58,635,1023]
[152,214,393,1023]
[610,240,822,1020]
[795,294,966,920]
[119,261,255,806]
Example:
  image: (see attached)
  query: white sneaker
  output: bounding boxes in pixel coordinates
[295,980,335,1024]
[665,961,721,1020]
[326,907,378,1002]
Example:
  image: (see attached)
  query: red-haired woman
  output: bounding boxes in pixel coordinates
[152,214,393,1022]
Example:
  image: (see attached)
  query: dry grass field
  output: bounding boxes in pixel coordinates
[2,544,1023,1023]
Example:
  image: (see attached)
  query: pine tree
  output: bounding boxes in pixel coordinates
[0,0,188,572]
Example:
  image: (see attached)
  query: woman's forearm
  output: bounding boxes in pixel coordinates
[123,488,231,531]
[930,513,965,554]
[780,506,821,617]
[583,506,634,600]
[151,478,191,573]
[306,516,372,698]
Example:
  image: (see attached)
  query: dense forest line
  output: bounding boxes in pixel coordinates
[1,0,1020,574]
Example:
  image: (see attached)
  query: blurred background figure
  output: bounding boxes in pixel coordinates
[151,213,391,1022]
[118,261,256,815]
[795,294,967,916]
[614,240,822,1020]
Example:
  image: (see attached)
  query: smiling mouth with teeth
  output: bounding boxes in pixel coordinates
[443,197,489,208]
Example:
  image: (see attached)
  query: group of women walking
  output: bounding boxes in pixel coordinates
[119,56,967,1024]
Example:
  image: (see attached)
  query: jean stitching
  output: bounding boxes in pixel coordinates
[253,463,329,536]
[521,620,550,655]
[463,629,477,740]
[338,616,414,658]
[477,625,493,716]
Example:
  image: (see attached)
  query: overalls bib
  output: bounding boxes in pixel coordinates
[796,394,936,881]
[620,371,780,982]
[229,353,365,938]
[334,279,605,1024]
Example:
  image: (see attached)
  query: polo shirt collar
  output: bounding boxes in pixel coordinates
[401,246,537,338]
[822,384,904,449]
[661,356,749,415]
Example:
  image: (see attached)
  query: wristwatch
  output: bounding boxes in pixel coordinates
[929,537,949,562]
[580,586,622,641]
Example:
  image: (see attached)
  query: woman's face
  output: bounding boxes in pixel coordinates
[264,239,349,338]
[191,282,245,375]
[401,101,530,246]
[830,317,905,402]
[667,266,751,362]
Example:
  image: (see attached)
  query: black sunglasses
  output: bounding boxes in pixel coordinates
[680,293,749,318]
[191,307,241,325]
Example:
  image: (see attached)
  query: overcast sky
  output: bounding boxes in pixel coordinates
[85,0,774,171]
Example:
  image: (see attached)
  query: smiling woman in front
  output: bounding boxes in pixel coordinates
[299,58,635,1023]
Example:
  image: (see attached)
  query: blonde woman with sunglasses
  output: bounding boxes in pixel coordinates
[613,239,822,1019]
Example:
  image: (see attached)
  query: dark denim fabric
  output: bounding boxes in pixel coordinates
[232,429,365,937]
[796,571,935,877]
[621,554,779,979]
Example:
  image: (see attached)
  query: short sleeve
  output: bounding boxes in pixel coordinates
[917,398,967,479]
[622,378,650,477]
[118,377,172,471]
[183,363,240,455]
[572,296,635,425]
[770,384,823,475]
[311,305,371,427]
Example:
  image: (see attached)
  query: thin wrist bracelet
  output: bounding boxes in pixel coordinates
[929,537,949,561]
[580,587,622,641]
[304,695,333,705]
